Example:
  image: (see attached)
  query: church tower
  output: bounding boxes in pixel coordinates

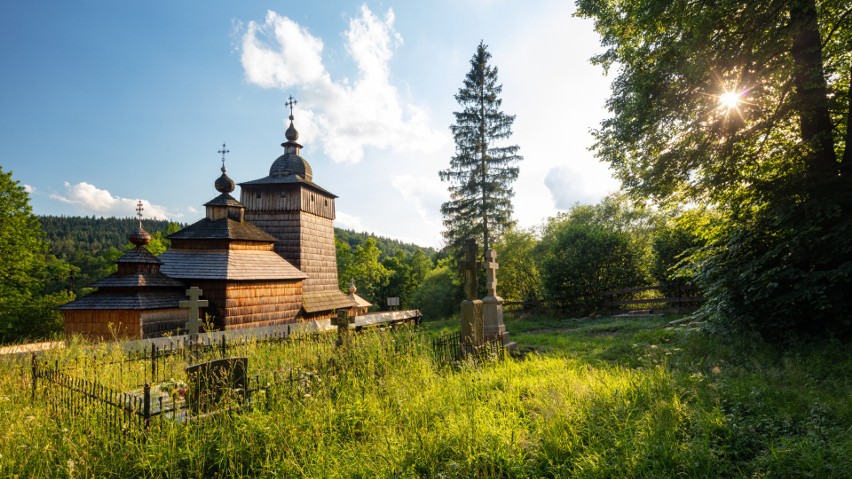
[239,97,340,295]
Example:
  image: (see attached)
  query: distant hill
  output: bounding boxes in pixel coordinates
[39,216,177,258]
[335,228,437,259]
[37,216,437,291]
[38,216,435,259]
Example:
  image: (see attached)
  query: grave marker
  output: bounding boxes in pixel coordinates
[179,287,208,337]
[459,239,483,346]
[185,357,247,415]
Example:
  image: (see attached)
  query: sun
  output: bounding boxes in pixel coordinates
[719,91,742,109]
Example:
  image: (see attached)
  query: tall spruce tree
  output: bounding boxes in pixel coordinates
[440,41,522,256]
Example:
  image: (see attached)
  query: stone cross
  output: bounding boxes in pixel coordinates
[484,250,499,297]
[459,239,481,301]
[332,309,355,347]
[179,287,208,336]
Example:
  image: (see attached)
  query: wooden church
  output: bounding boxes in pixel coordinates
[61,99,367,340]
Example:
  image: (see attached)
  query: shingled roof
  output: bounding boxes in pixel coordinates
[301,290,357,313]
[90,273,186,289]
[239,174,338,198]
[168,217,277,242]
[158,249,308,281]
[59,291,187,310]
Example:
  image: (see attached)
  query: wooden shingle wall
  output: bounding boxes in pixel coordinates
[241,184,335,220]
[186,280,302,330]
[223,280,302,329]
[140,308,186,337]
[64,310,143,341]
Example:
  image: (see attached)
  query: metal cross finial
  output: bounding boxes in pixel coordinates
[218,143,230,170]
[286,95,298,117]
[136,200,144,227]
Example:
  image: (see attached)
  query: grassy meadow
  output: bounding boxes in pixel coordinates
[0,314,849,478]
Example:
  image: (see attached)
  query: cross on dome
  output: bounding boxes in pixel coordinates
[286,95,298,119]
[218,143,230,171]
[136,200,144,226]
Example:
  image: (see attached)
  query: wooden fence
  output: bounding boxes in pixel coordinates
[505,283,704,316]
[600,283,704,314]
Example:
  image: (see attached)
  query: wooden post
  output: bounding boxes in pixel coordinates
[31,353,37,403]
[143,383,151,429]
[151,343,157,383]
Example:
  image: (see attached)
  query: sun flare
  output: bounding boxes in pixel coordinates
[719,91,741,109]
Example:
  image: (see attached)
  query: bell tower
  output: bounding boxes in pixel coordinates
[239,97,340,293]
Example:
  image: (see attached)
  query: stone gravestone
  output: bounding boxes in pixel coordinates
[459,239,483,346]
[184,357,248,415]
[482,249,514,350]
[332,309,355,348]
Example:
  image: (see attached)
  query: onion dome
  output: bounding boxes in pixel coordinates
[269,100,313,181]
[129,225,152,246]
[285,116,299,142]
[129,201,152,246]
[215,165,235,193]
[349,279,357,295]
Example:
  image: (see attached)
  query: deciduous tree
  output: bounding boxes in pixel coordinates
[577,0,852,336]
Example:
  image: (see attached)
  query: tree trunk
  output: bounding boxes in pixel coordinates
[789,0,838,185]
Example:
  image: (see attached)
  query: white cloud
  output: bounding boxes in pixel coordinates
[544,165,620,210]
[240,6,447,164]
[335,211,367,231]
[391,174,445,226]
[497,5,618,225]
[22,184,34,193]
[50,182,180,219]
[187,206,198,214]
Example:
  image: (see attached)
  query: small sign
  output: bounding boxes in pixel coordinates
[387,297,400,307]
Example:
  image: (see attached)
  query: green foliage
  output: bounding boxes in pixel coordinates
[576,0,852,337]
[0,168,46,299]
[334,228,435,259]
[651,208,711,285]
[336,230,435,309]
[540,219,647,314]
[38,215,178,291]
[338,238,391,307]
[379,249,433,309]
[492,226,541,302]
[412,258,462,320]
[537,198,652,313]
[440,40,522,254]
[694,187,852,337]
[0,168,72,342]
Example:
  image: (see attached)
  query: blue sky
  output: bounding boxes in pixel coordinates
[1,0,618,248]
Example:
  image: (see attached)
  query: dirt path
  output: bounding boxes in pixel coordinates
[0,341,64,356]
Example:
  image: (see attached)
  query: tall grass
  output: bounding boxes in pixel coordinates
[0,318,849,478]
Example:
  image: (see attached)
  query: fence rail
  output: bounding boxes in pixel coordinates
[504,283,704,315]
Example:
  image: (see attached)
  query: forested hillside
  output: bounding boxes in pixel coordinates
[37,217,438,305]
[38,216,180,294]
[335,228,437,259]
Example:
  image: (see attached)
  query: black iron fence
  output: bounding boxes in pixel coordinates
[31,327,503,435]
[430,332,506,365]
